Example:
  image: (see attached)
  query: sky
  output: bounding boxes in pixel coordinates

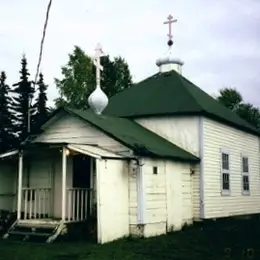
[0,0,260,107]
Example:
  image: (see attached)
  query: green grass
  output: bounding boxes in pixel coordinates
[0,218,260,260]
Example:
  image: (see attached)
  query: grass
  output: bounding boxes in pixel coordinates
[0,218,260,260]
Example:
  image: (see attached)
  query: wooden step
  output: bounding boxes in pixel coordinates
[9,231,52,237]
[17,219,60,228]
[3,219,66,243]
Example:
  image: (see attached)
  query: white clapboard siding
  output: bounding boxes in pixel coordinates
[135,116,201,219]
[142,159,167,237]
[166,161,193,231]
[97,159,129,244]
[33,112,129,153]
[203,117,260,218]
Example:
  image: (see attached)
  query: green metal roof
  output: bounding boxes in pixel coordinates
[104,70,260,136]
[62,107,199,162]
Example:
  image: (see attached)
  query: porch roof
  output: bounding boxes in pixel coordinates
[67,144,129,159]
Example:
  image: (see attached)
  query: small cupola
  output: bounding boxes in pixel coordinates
[156,15,184,75]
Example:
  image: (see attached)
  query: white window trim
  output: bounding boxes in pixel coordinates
[221,148,230,196]
[241,153,250,196]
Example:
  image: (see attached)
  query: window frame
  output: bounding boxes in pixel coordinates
[221,148,231,195]
[241,154,250,195]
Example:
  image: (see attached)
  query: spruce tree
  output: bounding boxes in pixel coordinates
[12,55,34,141]
[33,72,49,127]
[0,71,15,152]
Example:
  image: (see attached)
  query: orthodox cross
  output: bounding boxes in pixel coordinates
[163,14,177,44]
[93,43,105,88]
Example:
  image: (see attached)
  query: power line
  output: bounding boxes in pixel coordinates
[28,0,53,133]
[34,0,53,85]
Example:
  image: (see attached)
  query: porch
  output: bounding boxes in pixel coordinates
[2,143,131,243]
[20,187,93,222]
[16,145,97,224]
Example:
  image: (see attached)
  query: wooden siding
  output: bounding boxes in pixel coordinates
[166,161,193,231]
[141,158,193,237]
[135,116,201,219]
[34,113,129,153]
[97,159,129,243]
[203,117,260,218]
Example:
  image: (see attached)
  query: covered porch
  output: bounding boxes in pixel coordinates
[16,144,107,224]
[1,142,131,243]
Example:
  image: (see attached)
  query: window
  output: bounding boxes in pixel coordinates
[153,166,158,175]
[242,155,250,194]
[221,149,230,194]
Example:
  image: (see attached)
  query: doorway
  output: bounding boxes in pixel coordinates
[72,154,91,220]
[72,154,91,189]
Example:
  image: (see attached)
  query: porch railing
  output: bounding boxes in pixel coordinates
[66,188,92,222]
[22,188,51,220]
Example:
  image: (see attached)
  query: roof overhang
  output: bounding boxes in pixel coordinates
[67,144,130,160]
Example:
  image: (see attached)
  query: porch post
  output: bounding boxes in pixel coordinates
[89,157,94,215]
[17,151,23,220]
[61,146,67,221]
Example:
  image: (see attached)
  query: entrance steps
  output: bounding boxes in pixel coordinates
[3,219,66,243]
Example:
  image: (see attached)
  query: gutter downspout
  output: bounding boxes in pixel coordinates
[135,157,145,224]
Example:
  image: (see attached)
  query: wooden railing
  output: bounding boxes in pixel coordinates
[22,188,51,220]
[66,188,92,222]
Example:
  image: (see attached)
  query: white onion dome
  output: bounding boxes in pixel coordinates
[88,86,108,115]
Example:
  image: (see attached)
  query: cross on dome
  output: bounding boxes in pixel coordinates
[156,14,184,74]
[93,43,105,88]
[88,43,108,115]
[163,14,177,46]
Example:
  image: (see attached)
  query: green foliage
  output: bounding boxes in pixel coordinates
[217,87,242,111]
[32,73,49,127]
[54,46,95,109]
[217,87,260,129]
[0,55,51,150]
[0,71,15,152]
[11,55,34,141]
[54,46,132,109]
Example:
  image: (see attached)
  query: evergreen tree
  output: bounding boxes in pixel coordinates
[0,71,15,152]
[33,72,49,127]
[12,55,34,141]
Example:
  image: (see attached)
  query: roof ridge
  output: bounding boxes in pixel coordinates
[174,72,205,113]
[109,72,161,100]
[178,74,259,132]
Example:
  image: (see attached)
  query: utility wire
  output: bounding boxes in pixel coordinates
[34,0,53,85]
[28,0,53,133]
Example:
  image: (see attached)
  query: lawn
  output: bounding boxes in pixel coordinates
[0,218,259,260]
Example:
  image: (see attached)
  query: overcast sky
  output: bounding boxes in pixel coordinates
[0,0,260,106]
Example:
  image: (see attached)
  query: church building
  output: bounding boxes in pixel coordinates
[0,15,260,244]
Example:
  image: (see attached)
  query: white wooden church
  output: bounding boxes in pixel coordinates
[0,15,260,244]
